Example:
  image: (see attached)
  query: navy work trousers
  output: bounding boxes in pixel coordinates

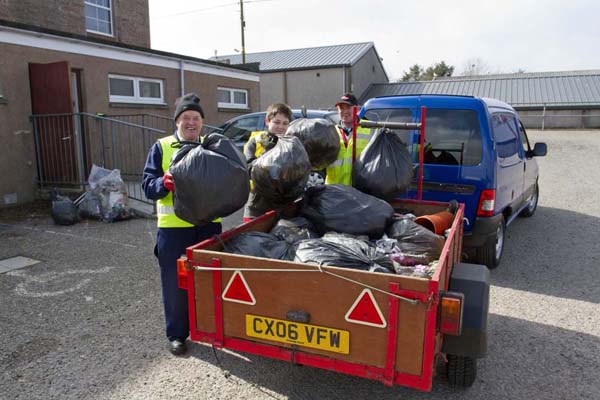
[156,222,222,340]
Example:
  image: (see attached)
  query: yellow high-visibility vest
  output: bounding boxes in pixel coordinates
[325,124,373,186]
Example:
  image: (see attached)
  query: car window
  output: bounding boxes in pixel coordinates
[519,121,531,152]
[492,113,520,160]
[222,115,262,142]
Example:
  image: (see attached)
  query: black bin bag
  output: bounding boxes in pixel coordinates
[295,233,394,273]
[223,231,296,261]
[170,133,250,225]
[287,118,340,170]
[386,216,445,258]
[352,128,414,200]
[251,136,311,208]
[300,184,394,239]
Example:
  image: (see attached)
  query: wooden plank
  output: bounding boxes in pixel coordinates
[193,251,430,374]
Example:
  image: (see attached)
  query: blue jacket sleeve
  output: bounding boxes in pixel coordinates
[141,141,169,201]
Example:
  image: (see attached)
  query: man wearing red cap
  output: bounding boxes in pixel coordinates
[325,93,373,185]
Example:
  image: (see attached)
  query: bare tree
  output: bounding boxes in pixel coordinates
[459,58,491,76]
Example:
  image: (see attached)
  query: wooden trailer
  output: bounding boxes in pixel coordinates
[176,198,487,392]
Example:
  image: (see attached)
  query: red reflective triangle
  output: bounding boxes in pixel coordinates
[345,289,386,328]
[222,271,256,305]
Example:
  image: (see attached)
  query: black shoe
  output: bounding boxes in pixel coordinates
[168,338,187,355]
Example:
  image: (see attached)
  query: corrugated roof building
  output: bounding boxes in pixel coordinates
[361,70,600,129]
[213,42,389,109]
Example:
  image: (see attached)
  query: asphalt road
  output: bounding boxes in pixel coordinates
[1,130,599,400]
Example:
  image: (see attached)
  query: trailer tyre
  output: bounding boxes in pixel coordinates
[475,216,504,269]
[446,354,477,387]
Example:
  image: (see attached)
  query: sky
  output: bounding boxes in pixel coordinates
[149,0,600,81]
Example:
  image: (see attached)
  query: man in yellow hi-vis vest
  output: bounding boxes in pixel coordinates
[142,93,222,356]
[325,93,373,185]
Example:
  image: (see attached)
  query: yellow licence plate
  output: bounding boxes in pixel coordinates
[245,314,350,354]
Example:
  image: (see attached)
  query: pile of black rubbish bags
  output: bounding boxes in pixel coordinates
[223,184,446,278]
[171,118,443,277]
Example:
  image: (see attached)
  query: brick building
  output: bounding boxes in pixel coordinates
[0,0,260,207]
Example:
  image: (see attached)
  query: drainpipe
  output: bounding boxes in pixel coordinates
[342,66,347,94]
[283,71,288,105]
[541,104,546,131]
[179,60,185,96]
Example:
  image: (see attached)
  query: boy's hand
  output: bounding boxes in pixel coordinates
[163,172,175,192]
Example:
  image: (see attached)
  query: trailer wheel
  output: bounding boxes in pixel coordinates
[519,182,539,218]
[446,354,477,387]
[475,216,505,269]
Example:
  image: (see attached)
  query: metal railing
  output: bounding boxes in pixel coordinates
[31,113,168,204]
[31,112,222,204]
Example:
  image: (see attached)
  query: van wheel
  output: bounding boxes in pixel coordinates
[446,354,477,387]
[519,182,539,218]
[475,216,505,269]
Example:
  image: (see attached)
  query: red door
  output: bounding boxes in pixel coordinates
[29,61,79,184]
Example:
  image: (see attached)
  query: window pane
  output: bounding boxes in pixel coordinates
[233,91,247,105]
[492,113,519,159]
[98,8,110,22]
[223,116,260,140]
[424,109,482,166]
[85,17,98,32]
[98,21,111,34]
[363,108,413,145]
[85,5,96,18]
[109,78,134,96]
[139,81,161,98]
[217,89,230,103]
[98,0,110,7]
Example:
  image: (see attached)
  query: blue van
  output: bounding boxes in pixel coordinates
[360,95,547,268]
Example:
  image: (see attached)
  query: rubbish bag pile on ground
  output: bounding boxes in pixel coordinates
[251,136,311,209]
[77,164,131,223]
[222,185,452,278]
[50,191,80,226]
[286,118,340,170]
[170,133,250,225]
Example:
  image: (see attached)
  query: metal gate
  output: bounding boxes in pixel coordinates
[31,112,170,204]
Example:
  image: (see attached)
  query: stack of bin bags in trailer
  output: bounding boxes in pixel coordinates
[218,185,454,278]
[170,133,250,225]
[300,184,394,239]
[251,136,311,209]
[295,232,394,273]
[352,128,414,200]
[287,118,340,170]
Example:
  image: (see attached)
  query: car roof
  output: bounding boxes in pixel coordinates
[362,94,514,112]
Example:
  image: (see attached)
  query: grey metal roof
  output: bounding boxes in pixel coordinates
[361,70,600,107]
[212,42,374,72]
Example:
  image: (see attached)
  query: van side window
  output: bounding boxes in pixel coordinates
[424,109,482,166]
[492,113,520,160]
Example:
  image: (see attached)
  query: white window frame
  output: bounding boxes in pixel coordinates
[218,87,249,109]
[85,0,114,37]
[108,74,165,105]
